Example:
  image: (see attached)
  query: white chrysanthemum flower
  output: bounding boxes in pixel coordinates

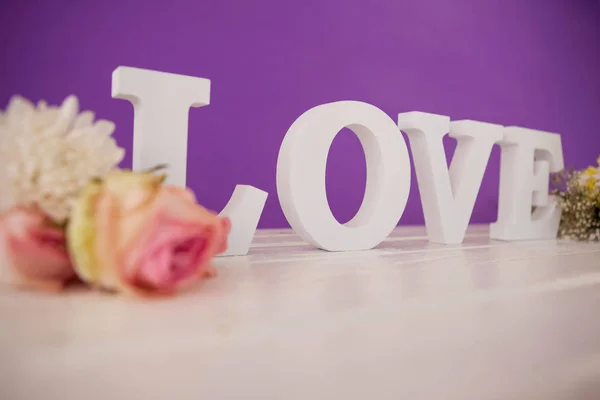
[0,95,125,222]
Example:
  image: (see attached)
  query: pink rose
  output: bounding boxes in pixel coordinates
[0,207,75,290]
[68,170,231,295]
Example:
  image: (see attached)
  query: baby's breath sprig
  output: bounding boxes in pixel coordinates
[551,160,600,241]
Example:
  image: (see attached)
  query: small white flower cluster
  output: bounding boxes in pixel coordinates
[0,95,125,223]
[554,171,600,242]
[578,171,600,189]
[557,200,599,241]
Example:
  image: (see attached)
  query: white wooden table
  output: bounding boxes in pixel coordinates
[2,226,600,400]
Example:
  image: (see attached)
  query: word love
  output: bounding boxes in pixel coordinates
[112,66,564,255]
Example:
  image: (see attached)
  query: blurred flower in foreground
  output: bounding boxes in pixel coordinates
[0,207,74,290]
[552,156,600,241]
[0,95,229,296]
[0,95,124,223]
[67,170,230,295]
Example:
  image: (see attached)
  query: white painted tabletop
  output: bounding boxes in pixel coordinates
[2,225,600,400]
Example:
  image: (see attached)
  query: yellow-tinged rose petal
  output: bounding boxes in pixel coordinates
[103,170,165,213]
[67,181,102,284]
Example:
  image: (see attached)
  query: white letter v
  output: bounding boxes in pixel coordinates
[398,112,502,244]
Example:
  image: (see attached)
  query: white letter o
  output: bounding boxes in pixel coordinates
[277,101,411,251]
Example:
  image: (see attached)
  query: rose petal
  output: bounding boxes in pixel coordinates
[0,207,74,288]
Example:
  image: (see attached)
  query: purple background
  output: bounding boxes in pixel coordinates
[1,0,599,228]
